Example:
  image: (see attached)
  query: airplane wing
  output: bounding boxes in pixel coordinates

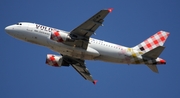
[64,8,113,49]
[63,56,97,84]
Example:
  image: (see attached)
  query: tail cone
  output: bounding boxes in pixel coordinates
[160,59,166,64]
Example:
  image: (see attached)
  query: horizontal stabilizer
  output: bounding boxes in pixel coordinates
[142,46,165,59]
[146,65,159,73]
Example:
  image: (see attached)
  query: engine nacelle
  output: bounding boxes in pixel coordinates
[46,54,63,67]
[50,30,72,42]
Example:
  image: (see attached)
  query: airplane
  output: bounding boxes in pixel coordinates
[5,8,169,84]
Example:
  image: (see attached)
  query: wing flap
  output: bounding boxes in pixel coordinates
[64,8,112,49]
[71,63,94,81]
[63,56,95,83]
[70,9,110,38]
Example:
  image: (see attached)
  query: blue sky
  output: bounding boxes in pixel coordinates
[1,0,180,98]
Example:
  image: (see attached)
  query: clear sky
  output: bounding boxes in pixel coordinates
[1,0,180,98]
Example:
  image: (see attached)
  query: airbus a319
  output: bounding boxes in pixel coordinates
[5,8,169,84]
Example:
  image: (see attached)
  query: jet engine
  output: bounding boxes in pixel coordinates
[45,54,63,67]
[50,30,73,42]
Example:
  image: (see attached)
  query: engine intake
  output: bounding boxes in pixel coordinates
[46,54,63,67]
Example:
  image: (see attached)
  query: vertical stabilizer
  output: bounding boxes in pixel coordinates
[133,31,170,73]
[133,31,169,53]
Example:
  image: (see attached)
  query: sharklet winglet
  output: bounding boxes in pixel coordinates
[93,80,98,85]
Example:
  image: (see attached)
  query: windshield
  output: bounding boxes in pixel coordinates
[16,23,22,25]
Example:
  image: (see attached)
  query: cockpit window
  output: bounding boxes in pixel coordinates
[16,23,22,25]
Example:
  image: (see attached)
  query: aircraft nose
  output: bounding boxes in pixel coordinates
[5,26,11,32]
[5,25,14,34]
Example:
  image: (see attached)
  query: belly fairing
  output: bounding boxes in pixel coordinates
[46,40,100,60]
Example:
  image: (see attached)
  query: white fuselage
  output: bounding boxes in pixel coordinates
[5,22,149,65]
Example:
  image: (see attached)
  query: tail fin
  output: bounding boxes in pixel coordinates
[133,31,170,73]
[133,31,170,53]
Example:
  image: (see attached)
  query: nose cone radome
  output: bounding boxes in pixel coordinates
[5,25,13,34]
